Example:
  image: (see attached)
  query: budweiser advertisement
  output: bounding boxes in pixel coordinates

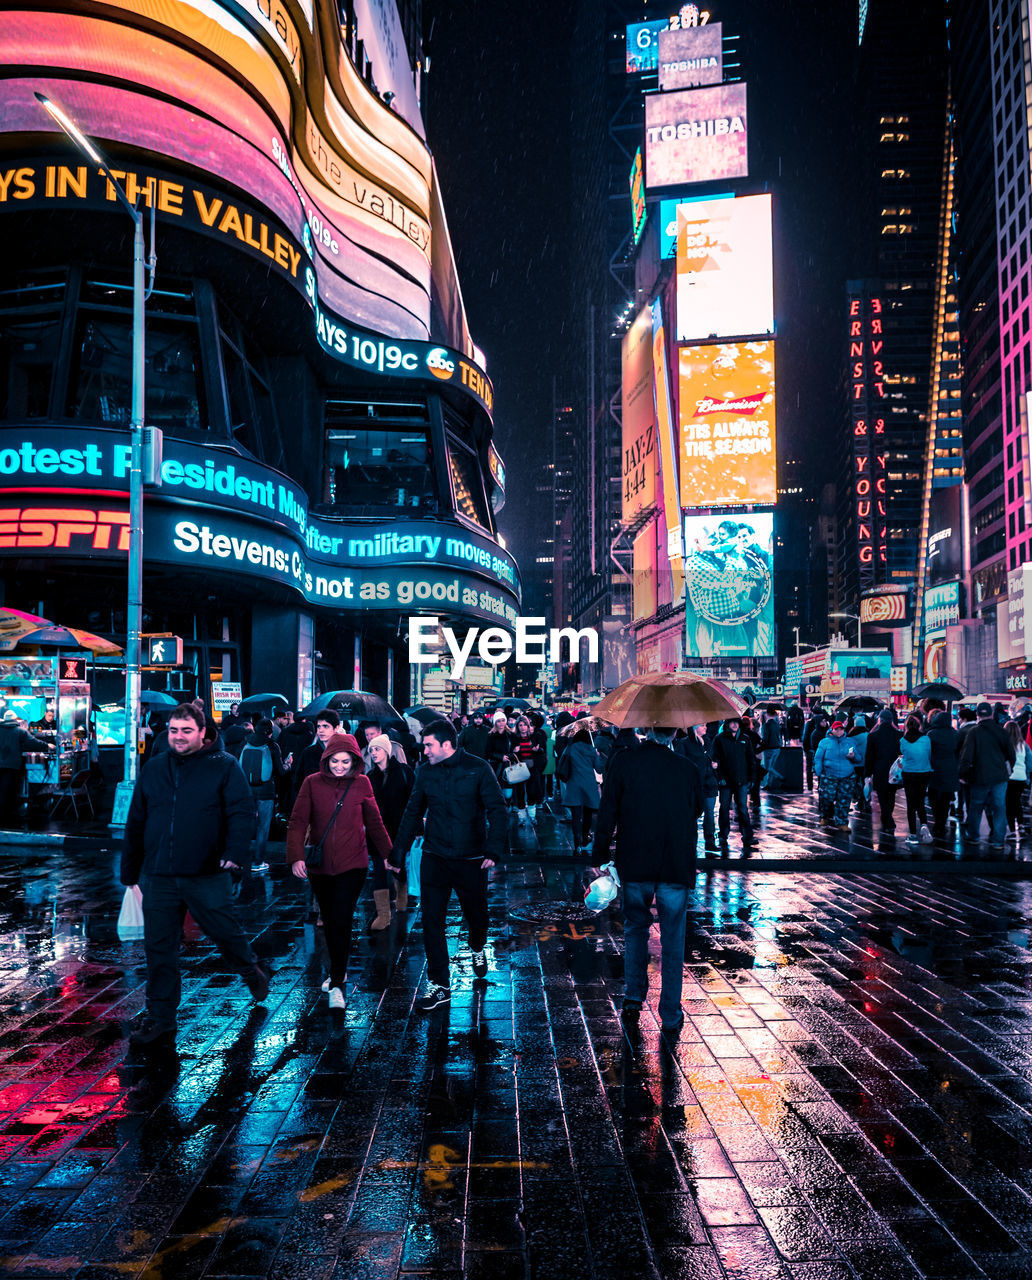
[676,194,774,342]
[678,341,776,508]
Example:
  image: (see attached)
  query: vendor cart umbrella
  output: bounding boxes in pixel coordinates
[0,608,121,656]
[593,673,747,730]
[299,689,404,726]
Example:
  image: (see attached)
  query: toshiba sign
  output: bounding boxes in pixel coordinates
[644,83,749,188]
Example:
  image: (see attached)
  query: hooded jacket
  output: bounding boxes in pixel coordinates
[286,733,391,874]
[712,725,756,789]
[813,732,859,780]
[121,741,254,883]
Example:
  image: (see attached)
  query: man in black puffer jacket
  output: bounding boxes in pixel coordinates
[390,718,507,1011]
[122,703,269,1051]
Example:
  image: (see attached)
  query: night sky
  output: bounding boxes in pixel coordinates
[423,3,857,567]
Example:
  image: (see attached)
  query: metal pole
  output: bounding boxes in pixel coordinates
[122,209,145,790]
[857,614,863,650]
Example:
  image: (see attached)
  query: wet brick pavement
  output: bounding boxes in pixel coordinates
[0,791,1031,1277]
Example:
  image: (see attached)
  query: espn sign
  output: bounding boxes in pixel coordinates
[0,507,130,551]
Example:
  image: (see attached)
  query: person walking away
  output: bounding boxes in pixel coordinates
[294,711,340,796]
[0,711,46,824]
[676,723,719,851]
[510,716,545,825]
[713,718,756,852]
[121,703,270,1049]
[899,714,933,846]
[926,708,959,840]
[848,715,870,812]
[221,711,254,758]
[959,702,1016,849]
[556,728,604,852]
[287,732,391,1007]
[813,721,857,830]
[785,701,805,744]
[865,709,903,835]
[741,714,764,809]
[239,718,287,875]
[955,704,978,827]
[367,733,414,924]
[759,710,783,784]
[542,718,557,800]
[1004,720,1032,841]
[802,711,828,793]
[389,719,507,1011]
[458,710,490,760]
[593,727,703,1037]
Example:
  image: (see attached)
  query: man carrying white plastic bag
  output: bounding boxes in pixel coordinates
[592,726,703,1037]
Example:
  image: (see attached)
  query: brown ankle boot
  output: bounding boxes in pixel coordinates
[394,873,409,913]
[369,888,392,931]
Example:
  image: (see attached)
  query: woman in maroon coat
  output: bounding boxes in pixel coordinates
[287,733,391,1008]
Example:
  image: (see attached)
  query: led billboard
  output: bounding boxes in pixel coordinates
[678,342,776,508]
[621,307,658,521]
[924,581,961,633]
[684,513,774,659]
[659,192,734,258]
[676,194,774,342]
[626,20,667,73]
[645,83,748,189]
[658,22,722,90]
[629,148,647,246]
[926,486,964,584]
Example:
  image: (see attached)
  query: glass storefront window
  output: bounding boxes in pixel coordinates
[446,432,491,528]
[324,424,436,512]
[0,273,66,420]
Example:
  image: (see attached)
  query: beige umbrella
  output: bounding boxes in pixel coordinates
[593,672,747,730]
[555,715,614,738]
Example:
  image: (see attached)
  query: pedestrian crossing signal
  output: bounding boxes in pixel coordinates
[144,634,183,667]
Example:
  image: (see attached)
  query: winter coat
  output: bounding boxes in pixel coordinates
[675,733,719,797]
[712,728,756,789]
[1009,742,1032,783]
[593,741,703,885]
[0,725,46,770]
[121,742,255,883]
[368,755,415,839]
[960,719,1016,787]
[760,718,783,751]
[392,747,507,863]
[286,734,391,874]
[900,734,933,774]
[865,721,903,785]
[484,729,515,777]
[561,739,604,807]
[239,731,287,801]
[543,730,556,777]
[926,722,960,790]
[458,722,490,760]
[813,734,857,780]
[847,726,869,766]
[802,718,827,753]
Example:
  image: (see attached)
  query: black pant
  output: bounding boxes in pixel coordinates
[310,867,367,988]
[420,850,489,986]
[719,783,753,843]
[902,772,931,835]
[1006,781,1027,830]
[0,769,21,821]
[569,805,595,846]
[141,872,259,1026]
[929,786,954,837]
[874,780,898,832]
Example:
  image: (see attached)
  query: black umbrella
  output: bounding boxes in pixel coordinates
[402,705,441,727]
[237,692,289,712]
[484,696,532,712]
[834,695,885,715]
[913,680,965,701]
[299,689,403,726]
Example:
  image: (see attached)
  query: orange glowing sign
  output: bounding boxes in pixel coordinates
[0,507,130,551]
[678,341,776,509]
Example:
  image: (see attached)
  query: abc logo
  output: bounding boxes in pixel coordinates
[426,347,455,380]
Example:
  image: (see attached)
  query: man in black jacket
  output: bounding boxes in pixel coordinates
[390,718,507,1011]
[122,703,269,1050]
[864,710,903,835]
[593,728,702,1035]
[712,718,756,852]
[0,711,46,823]
[960,702,1016,848]
[292,711,339,796]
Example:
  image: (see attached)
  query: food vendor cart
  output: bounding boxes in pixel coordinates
[0,657,92,787]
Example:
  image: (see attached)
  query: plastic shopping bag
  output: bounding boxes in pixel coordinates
[117,885,145,940]
[406,836,423,899]
[584,861,621,911]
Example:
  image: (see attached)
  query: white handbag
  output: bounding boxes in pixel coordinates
[504,761,531,785]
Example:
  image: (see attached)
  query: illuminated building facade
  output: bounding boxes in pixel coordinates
[0,1,516,718]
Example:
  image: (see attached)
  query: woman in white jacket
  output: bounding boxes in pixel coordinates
[1005,720,1032,840]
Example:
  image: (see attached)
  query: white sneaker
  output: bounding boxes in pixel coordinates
[328,986,346,1010]
[906,835,919,846]
[919,825,933,844]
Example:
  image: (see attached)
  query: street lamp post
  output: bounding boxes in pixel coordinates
[830,612,863,649]
[36,94,149,812]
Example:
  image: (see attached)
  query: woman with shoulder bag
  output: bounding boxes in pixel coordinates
[900,714,934,846]
[1005,720,1032,841]
[561,728,604,854]
[367,733,414,925]
[510,716,544,826]
[485,712,516,805]
[287,733,392,1008]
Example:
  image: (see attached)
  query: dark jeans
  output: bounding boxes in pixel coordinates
[141,871,258,1026]
[702,794,716,847]
[718,783,753,843]
[253,798,274,863]
[874,780,898,832]
[310,867,367,989]
[0,769,21,821]
[928,786,954,838]
[420,850,489,986]
[623,881,690,1026]
[902,771,931,835]
[1006,780,1027,830]
[966,780,1007,844]
[569,805,596,847]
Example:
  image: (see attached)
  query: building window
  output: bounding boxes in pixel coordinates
[322,401,436,514]
[0,273,66,420]
[446,432,491,529]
